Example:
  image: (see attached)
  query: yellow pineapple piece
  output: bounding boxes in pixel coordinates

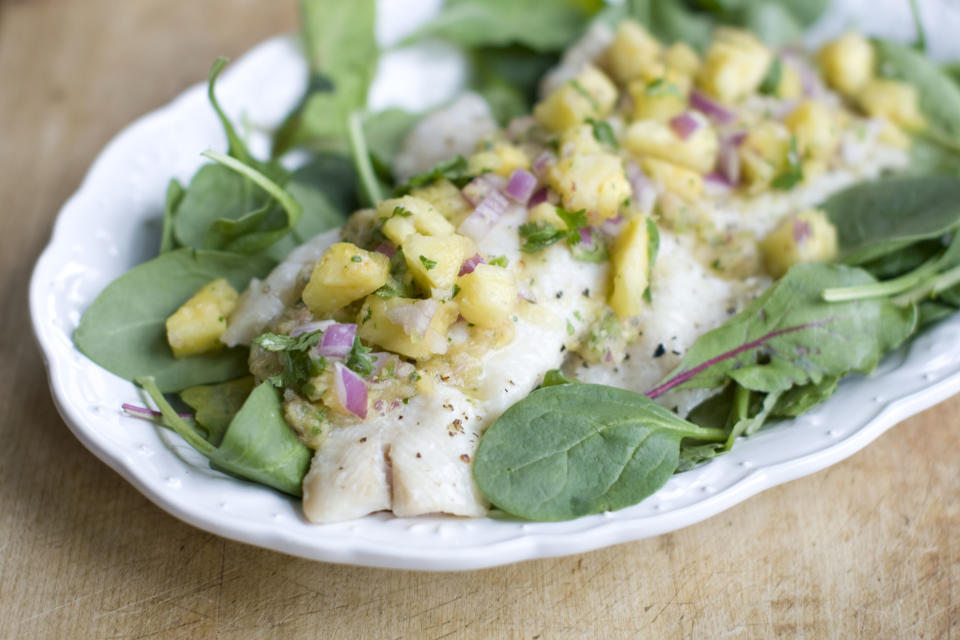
[402,233,475,292]
[664,42,700,76]
[818,33,874,97]
[527,202,567,229]
[760,209,838,278]
[857,79,926,132]
[410,178,472,223]
[534,65,618,133]
[603,19,662,84]
[608,217,651,318]
[560,123,605,156]
[378,195,455,244]
[456,264,518,329]
[639,157,703,202]
[739,120,792,187]
[466,143,530,178]
[775,61,803,99]
[548,152,631,222]
[301,243,390,315]
[624,116,718,174]
[358,296,459,361]
[166,278,238,358]
[627,79,687,122]
[697,28,772,103]
[784,100,840,160]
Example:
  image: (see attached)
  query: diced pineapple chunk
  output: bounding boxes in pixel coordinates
[857,79,925,132]
[358,296,459,361]
[410,178,472,223]
[628,79,687,122]
[624,116,718,174]
[818,33,874,97]
[534,65,618,132]
[378,195,454,244]
[784,100,840,160]
[560,123,605,156]
[664,42,700,76]
[456,264,518,329]
[697,28,772,103]
[760,208,838,278]
[166,278,238,358]
[775,61,803,99]
[603,19,662,84]
[467,143,530,178]
[302,243,390,315]
[527,202,567,229]
[608,217,650,318]
[548,152,631,222]
[640,157,703,202]
[402,233,474,292]
[738,121,791,187]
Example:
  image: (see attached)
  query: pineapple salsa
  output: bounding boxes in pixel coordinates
[154,23,925,523]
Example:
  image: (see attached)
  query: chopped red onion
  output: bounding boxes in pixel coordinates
[504,168,538,204]
[374,241,396,258]
[459,253,485,276]
[793,220,812,244]
[528,187,549,208]
[690,90,736,124]
[728,131,747,147]
[600,215,625,237]
[532,151,555,178]
[578,227,593,245]
[122,403,193,420]
[625,162,658,214]
[318,323,357,358]
[461,173,507,207]
[704,172,734,196]
[670,112,701,140]
[387,299,437,339]
[458,190,509,240]
[333,362,368,419]
[289,320,331,338]
[716,133,743,186]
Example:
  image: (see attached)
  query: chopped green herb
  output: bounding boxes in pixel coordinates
[345,336,376,377]
[489,255,509,267]
[566,319,576,336]
[351,255,363,262]
[758,57,783,96]
[452,284,462,298]
[395,156,472,194]
[645,77,681,97]
[586,118,618,148]
[771,136,804,190]
[419,255,437,270]
[569,79,598,110]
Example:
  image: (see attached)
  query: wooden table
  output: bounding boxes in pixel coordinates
[1,1,956,637]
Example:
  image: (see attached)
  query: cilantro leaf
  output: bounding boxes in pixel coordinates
[395,156,473,194]
[345,336,376,377]
[771,136,804,190]
[586,118,619,148]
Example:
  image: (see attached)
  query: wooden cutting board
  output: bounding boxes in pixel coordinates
[0,1,955,637]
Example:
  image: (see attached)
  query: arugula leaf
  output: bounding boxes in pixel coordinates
[139,377,311,496]
[395,156,473,195]
[75,249,275,393]
[647,263,917,397]
[771,136,803,190]
[822,174,960,264]
[472,384,727,521]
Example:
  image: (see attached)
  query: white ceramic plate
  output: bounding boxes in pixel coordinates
[29,2,960,570]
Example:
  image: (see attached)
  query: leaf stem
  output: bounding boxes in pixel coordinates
[894,262,960,305]
[724,385,751,450]
[822,257,940,302]
[201,150,302,227]
[909,0,927,53]
[136,376,216,456]
[347,110,382,206]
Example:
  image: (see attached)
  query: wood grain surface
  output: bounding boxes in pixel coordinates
[1,1,957,638]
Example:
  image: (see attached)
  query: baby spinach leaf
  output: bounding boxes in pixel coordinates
[737,2,803,46]
[822,174,960,264]
[406,0,601,53]
[772,376,839,418]
[75,249,275,393]
[908,137,960,177]
[272,0,378,156]
[160,179,184,254]
[647,263,917,397]
[139,377,311,496]
[207,57,257,167]
[180,376,255,445]
[873,39,960,147]
[470,45,560,125]
[473,384,726,521]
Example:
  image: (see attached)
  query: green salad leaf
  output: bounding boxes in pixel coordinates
[180,377,256,444]
[473,384,727,521]
[139,377,311,496]
[75,249,275,392]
